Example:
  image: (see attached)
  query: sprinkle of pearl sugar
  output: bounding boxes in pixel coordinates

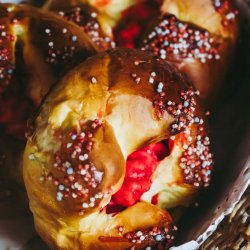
[44,24,79,65]
[120,224,177,247]
[212,0,238,26]
[48,41,54,47]
[7,7,13,12]
[71,35,78,42]
[155,89,199,134]
[0,24,15,84]
[130,72,141,84]
[45,28,51,34]
[151,68,213,187]
[28,153,35,160]
[42,119,104,215]
[91,76,97,84]
[57,7,115,50]
[142,15,222,63]
[157,82,164,93]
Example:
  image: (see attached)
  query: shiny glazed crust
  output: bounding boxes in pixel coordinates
[161,0,238,38]
[141,0,239,103]
[23,48,213,249]
[43,1,116,50]
[0,4,97,104]
[43,0,137,27]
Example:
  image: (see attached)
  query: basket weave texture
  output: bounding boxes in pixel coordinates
[200,187,250,249]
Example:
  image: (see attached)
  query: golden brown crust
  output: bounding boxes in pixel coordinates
[161,0,238,38]
[0,4,97,103]
[141,0,239,103]
[43,0,137,27]
[44,2,116,51]
[24,48,213,249]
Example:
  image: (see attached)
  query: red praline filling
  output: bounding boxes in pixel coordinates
[114,0,161,48]
[107,141,171,213]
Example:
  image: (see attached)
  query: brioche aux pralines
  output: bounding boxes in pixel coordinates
[24,48,213,249]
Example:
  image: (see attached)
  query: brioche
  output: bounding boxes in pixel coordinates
[24,48,213,249]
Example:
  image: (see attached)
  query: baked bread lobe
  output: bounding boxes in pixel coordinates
[23,48,213,249]
[141,0,239,103]
[43,0,137,27]
[0,4,97,104]
[0,3,97,136]
[43,1,116,51]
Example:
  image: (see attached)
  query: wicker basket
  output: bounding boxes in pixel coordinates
[200,187,250,249]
